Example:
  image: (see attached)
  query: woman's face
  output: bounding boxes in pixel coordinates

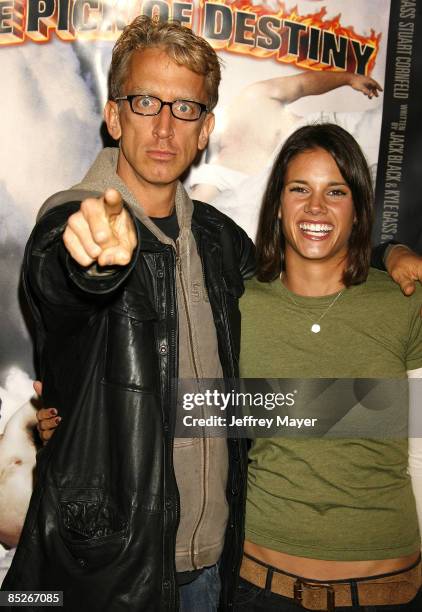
[280,147,356,266]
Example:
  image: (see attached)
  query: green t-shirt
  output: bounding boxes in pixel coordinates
[240,268,422,560]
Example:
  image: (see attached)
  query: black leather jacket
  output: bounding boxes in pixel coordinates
[3,200,255,611]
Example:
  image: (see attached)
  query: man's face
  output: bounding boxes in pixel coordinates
[105,47,214,199]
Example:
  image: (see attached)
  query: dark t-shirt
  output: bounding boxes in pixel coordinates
[150,209,179,241]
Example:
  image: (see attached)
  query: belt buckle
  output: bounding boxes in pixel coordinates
[294,578,335,612]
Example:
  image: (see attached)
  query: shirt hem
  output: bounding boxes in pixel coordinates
[245,528,420,561]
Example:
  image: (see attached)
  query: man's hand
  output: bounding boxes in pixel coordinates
[349,74,383,99]
[385,245,422,297]
[33,381,60,445]
[63,188,137,267]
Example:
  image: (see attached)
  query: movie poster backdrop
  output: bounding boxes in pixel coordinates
[0,0,420,579]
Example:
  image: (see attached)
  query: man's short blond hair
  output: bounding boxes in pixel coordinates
[110,16,221,111]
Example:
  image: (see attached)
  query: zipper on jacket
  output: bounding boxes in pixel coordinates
[165,246,181,610]
[190,438,208,569]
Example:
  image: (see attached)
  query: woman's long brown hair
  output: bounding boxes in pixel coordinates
[255,123,374,286]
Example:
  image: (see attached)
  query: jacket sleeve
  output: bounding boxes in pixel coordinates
[24,201,140,332]
[370,241,401,271]
[220,218,256,282]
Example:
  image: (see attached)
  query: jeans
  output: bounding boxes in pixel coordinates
[233,577,422,611]
[179,564,221,612]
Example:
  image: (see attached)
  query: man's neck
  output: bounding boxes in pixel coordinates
[283,253,346,296]
[116,162,176,218]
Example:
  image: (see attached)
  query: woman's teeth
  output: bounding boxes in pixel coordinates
[299,222,333,237]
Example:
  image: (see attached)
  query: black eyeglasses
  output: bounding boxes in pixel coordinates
[114,94,208,121]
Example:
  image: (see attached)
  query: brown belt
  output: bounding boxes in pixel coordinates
[240,553,421,611]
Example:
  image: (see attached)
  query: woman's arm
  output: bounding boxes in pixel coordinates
[408,366,422,546]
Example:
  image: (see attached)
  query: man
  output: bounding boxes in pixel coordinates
[2,16,254,612]
[3,14,422,612]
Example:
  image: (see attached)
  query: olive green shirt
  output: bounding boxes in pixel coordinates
[240,269,422,560]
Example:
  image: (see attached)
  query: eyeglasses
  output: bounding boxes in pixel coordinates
[114,94,208,121]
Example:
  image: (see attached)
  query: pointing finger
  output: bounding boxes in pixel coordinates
[79,197,114,247]
[103,188,123,219]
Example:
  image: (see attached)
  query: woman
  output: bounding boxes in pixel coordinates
[236,124,422,610]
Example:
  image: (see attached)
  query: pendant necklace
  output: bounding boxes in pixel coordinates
[282,277,345,334]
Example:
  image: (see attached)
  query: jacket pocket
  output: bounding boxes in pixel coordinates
[103,295,160,391]
[58,490,127,569]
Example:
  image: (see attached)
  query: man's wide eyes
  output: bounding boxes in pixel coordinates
[174,101,195,114]
[140,97,153,107]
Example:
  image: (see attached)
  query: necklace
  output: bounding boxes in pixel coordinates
[282,280,345,334]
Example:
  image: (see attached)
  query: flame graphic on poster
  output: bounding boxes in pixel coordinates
[0,1,380,75]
